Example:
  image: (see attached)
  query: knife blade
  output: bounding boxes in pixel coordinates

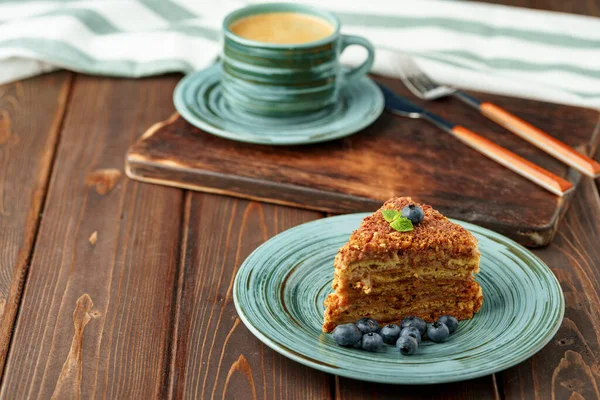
[376,83,424,116]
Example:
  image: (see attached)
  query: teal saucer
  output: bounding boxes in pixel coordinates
[233,214,564,384]
[173,65,384,145]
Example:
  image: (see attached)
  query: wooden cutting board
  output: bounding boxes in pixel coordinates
[126,76,600,247]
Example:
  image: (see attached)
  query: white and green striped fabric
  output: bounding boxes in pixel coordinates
[1,0,599,108]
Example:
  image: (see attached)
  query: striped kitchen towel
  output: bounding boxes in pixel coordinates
[1,0,599,108]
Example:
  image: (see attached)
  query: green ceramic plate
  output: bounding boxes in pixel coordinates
[233,213,564,384]
[173,65,384,145]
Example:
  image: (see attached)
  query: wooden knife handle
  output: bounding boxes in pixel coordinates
[451,126,574,196]
[479,102,600,178]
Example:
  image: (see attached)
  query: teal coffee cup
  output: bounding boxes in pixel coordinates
[221,3,375,117]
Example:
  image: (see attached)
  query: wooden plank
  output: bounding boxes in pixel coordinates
[126,83,600,247]
[499,174,600,399]
[169,193,332,399]
[0,72,72,375]
[0,75,183,398]
[335,376,499,399]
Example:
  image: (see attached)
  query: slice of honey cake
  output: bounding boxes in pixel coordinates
[322,197,483,332]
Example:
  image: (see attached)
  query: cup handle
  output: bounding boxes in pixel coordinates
[340,35,375,83]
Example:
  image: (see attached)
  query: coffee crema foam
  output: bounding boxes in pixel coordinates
[229,12,334,45]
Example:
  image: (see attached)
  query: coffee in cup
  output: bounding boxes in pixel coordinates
[229,12,335,45]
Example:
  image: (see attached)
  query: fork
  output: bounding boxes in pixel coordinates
[396,55,600,179]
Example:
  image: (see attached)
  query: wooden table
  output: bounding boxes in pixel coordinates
[0,1,598,399]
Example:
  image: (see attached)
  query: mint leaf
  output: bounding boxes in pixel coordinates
[382,209,400,223]
[390,217,414,232]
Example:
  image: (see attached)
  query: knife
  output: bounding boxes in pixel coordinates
[376,83,574,197]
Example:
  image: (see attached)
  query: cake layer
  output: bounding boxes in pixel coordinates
[333,241,480,297]
[322,288,484,332]
[335,253,480,275]
[326,289,481,311]
[336,197,480,265]
[333,276,481,298]
[333,260,479,295]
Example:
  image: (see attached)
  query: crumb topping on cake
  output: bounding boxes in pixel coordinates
[338,197,479,263]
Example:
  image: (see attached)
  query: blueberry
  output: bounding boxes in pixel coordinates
[361,332,383,352]
[427,322,450,342]
[437,316,459,334]
[396,336,419,355]
[332,323,362,347]
[356,318,380,334]
[400,316,426,336]
[400,326,422,344]
[401,204,424,225]
[380,324,402,345]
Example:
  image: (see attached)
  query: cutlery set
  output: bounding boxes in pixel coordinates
[380,55,600,196]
